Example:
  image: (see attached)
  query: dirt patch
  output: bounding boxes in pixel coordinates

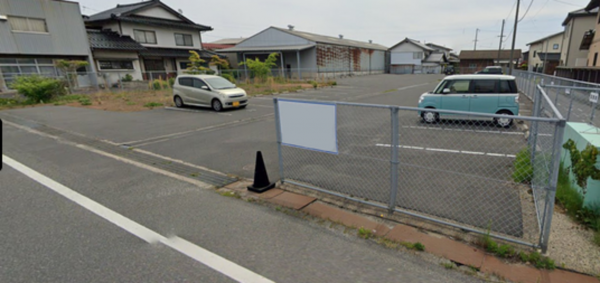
[0,81,334,112]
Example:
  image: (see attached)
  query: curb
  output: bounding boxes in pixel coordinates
[220,181,600,283]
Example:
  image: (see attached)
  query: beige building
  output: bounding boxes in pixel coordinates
[561,7,598,67]
[526,32,564,74]
[585,1,600,66]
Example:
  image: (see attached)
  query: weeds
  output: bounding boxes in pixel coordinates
[512,148,533,184]
[79,97,92,106]
[442,262,455,269]
[144,102,163,108]
[357,227,373,239]
[219,191,241,199]
[557,162,600,246]
[496,244,515,258]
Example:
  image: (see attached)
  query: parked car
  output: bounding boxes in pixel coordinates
[475,66,504,75]
[443,65,455,75]
[418,74,519,127]
[172,75,248,111]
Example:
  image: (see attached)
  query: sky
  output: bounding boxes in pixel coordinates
[77,0,593,53]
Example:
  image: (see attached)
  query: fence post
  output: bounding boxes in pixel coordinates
[273,98,285,183]
[567,88,574,121]
[540,118,566,253]
[530,87,541,163]
[388,107,400,212]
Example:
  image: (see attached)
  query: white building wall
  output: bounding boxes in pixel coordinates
[92,50,143,86]
[118,22,201,49]
[390,42,427,66]
[134,7,181,20]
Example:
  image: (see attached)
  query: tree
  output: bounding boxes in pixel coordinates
[54,60,89,90]
[239,53,279,79]
[184,51,210,74]
[210,55,231,70]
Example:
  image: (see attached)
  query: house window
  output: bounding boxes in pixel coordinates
[0,58,58,89]
[413,52,423,59]
[553,44,559,50]
[469,64,477,68]
[133,30,157,44]
[98,60,134,70]
[8,16,47,33]
[533,51,537,58]
[179,61,190,70]
[175,33,193,46]
[594,53,598,66]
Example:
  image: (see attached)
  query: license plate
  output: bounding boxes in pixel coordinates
[233,101,240,107]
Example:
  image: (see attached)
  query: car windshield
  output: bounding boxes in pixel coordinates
[204,77,236,90]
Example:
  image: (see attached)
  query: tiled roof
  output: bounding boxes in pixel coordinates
[426,43,452,51]
[424,52,447,63]
[139,47,224,58]
[85,0,211,31]
[117,16,211,31]
[270,27,388,50]
[210,38,246,45]
[459,49,522,60]
[87,29,145,51]
[203,43,235,50]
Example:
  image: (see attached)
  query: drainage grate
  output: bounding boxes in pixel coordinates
[1,113,238,187]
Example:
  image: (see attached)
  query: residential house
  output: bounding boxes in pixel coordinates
[388,38,448,74]
[87,29,146,87]
[203,38,246,69]
[426,43,452,57]
[526,32,564,74]
[219,26,388,79]
[561,7,598,67]
[458,50,522,73]
[584,0,600,67]
[0,0,95,92]
[84,0,217,80]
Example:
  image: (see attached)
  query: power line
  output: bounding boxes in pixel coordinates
[553,0,580,7]
[506,0,518,21]
[518,0,535,22]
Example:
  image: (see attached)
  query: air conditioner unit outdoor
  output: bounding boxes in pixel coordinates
[0,15,7,21]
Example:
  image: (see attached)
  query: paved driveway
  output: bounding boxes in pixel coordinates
[1,74,536,241]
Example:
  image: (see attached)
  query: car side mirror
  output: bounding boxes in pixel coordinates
[201,86,209,91]
[442,88,451,94]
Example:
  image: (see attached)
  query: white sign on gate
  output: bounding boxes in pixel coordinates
[565,88,571,94]
[277,99,338,154]
[590,92,599,104]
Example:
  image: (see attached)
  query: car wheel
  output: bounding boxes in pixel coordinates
[212,99,223,112]
[494,111,514,128]
[174,96,184,108]
[421,109,439,123]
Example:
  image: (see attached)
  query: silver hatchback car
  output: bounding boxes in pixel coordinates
[172,75,248,111]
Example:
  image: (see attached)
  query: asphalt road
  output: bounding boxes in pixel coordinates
[0,74,538,240]
[1,111,484,283]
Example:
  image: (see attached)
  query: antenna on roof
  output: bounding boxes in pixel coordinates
[178,9,183,14]
[339,34,343,39]
[288,25,294,31]
[369,40,372,44]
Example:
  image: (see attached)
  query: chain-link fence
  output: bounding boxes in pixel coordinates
[513,69,600,125]
[1,67,386,94]
[274,93,565,251]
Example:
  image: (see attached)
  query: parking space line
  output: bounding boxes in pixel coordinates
[164,107,233,116]
[400,125,523,135]
[2,155,275,283]
[375,143,516,158]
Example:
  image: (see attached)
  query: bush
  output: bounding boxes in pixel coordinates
[204,69,216,75]
[10,75,66,103]
[122,74,133,82]
[78,97,92,106]
[221,73,236,83]
[0,98,20,106]
[168,77,175,87]
[152,80,162,90]
[512,148,533,184]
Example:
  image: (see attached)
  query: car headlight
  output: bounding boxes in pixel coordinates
[418,96,424,104]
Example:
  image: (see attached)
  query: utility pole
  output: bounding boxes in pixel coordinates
[474,28,480,50]
[508,0,520,75]
[542,40,549,74]
[497,19,506,66]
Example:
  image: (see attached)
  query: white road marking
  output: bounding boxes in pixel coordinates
[400,125,524,135]
[375,144,516,158]
[578,108,584,112]
[3,155,275,283]
[164,107,233,116]
[397,83,429,91]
